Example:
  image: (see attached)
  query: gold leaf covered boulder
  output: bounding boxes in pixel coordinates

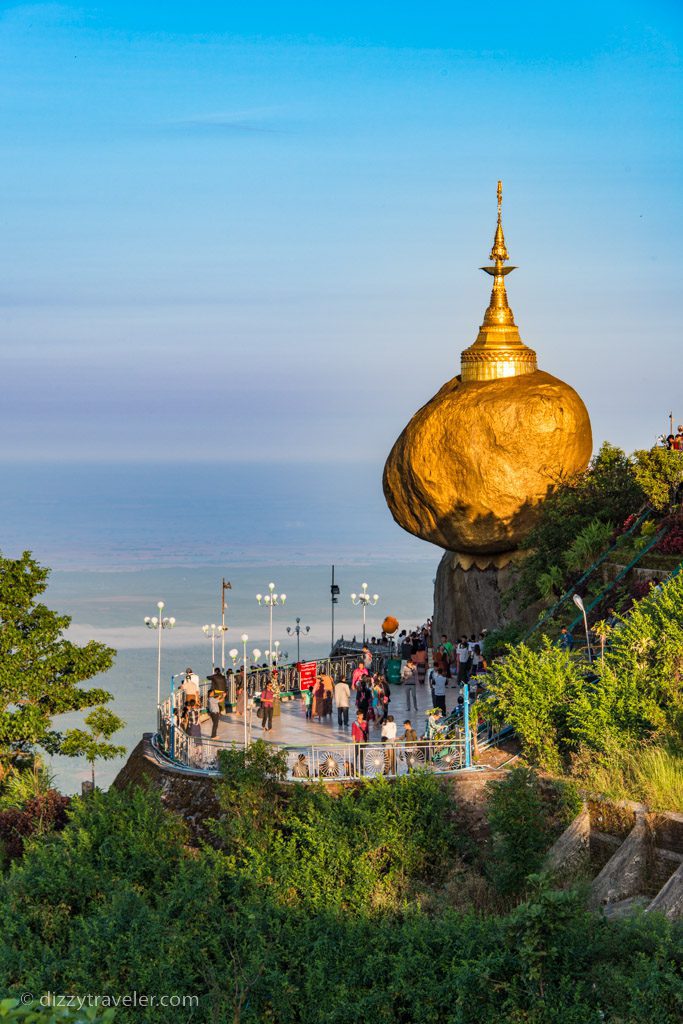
[383,183,592,559]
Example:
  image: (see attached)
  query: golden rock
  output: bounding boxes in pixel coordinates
[383,182,592,557]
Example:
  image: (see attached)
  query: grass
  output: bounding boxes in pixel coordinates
[574,742,683,812]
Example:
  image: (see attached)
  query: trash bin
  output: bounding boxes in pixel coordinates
[386,657,402,686]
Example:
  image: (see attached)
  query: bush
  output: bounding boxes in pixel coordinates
[482,622,523,660]
[486,767,556,898]
[1,782,682,1023]
[210,740,468,910]
[0,790,70,864]
[486,641,584,772]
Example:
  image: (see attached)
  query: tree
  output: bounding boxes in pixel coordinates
[0,551,116,778]
[632,447,683,512]
[60,707,126,788]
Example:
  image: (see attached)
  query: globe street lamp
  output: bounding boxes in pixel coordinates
[256,582,286,666]
[202,623,221,668]
[145,601,176,707]
[264,640,288,667]
[350,583,379,644]
[286,617,310,662]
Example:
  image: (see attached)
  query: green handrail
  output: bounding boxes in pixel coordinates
[523,506,652,642]
[566,526,668,633]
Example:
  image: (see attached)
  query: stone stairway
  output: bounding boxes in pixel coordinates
[546,799,683,920]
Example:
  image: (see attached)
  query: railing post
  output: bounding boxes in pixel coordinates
[169,675,175,758]
[463,683,471,768]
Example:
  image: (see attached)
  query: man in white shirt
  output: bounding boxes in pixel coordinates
[335,678,351,728]
[179,668,200,707]
[431,668,448,714]
[456,640,471,684]
[381,715,397,774]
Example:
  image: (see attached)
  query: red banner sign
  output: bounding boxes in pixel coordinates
[298,661,317,690]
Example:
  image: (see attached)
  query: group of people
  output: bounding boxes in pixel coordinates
[664,426,683,450]
[175,617,490,748]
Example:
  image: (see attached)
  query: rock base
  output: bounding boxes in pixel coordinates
[432,550,538,639]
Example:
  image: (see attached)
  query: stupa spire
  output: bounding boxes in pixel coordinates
[489,180,509,263]
[459,180,537,382]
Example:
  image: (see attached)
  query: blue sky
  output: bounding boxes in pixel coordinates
[1,1,681,461]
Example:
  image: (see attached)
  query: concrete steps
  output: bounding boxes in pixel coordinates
[546,800,683,920]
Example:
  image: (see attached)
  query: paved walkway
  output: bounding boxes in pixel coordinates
[201,681,466,747]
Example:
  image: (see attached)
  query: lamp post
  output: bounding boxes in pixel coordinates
[572,594,593,664]
[202,623,220,669]
[350,583,379,644]
[264,640,288,667]
[256,582,286,666]
[145,601,175,707]
[241,633,249,750]
[220,579,232,669]
[286,617,310,662]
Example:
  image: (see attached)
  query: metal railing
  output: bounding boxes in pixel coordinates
[177,653,387,712]
[156,696,509,781]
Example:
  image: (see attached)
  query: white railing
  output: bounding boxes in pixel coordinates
[155,734,467,780]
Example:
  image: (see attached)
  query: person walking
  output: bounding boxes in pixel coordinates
[207,688,221,738]
[260,680,275,732]
[321,673,334,720]
[402,657,418,713]
[431,668,447,715]
[352,711,368,774]
[335,676,351,728]
[456,638,471,684]
[355,678,371,719]
[302,685,313,720]
[351,661,368,690]
[381,714,397,774]
[312,676,325,721]
[377,674,391,724]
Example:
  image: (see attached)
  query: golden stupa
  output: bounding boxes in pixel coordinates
[383,182,592,565]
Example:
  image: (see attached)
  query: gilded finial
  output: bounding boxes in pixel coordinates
[459,180,537,382]
[490,179,509,264]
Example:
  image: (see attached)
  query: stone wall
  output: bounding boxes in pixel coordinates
[432,551,541,639]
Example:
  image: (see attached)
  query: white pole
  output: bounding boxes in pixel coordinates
[582,609,593,663]
[242,634,249,750]
[156,601,164,707]
[269,602,273,667]
[211,628,216,667]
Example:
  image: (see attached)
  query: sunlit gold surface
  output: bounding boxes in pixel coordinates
[382,182,593,555]
[383,370,592,553]
[460,180,537,383]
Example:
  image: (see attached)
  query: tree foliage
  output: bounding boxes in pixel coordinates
[632,448,683,512]
[59,707,126,786]
[488,573,683,777]
[509,442,645,609]
[0,552,116,775]
[0,781,681,1024]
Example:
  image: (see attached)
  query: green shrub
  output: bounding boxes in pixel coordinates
[485,767,553,898]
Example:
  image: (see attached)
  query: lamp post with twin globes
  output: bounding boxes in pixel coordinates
[287,617,310,663]
[350,583,379,645]
[256,582,286,666]
[202,623,221,669]
[144,601,175,708]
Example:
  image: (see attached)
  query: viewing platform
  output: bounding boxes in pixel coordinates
[154,654,508,783]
